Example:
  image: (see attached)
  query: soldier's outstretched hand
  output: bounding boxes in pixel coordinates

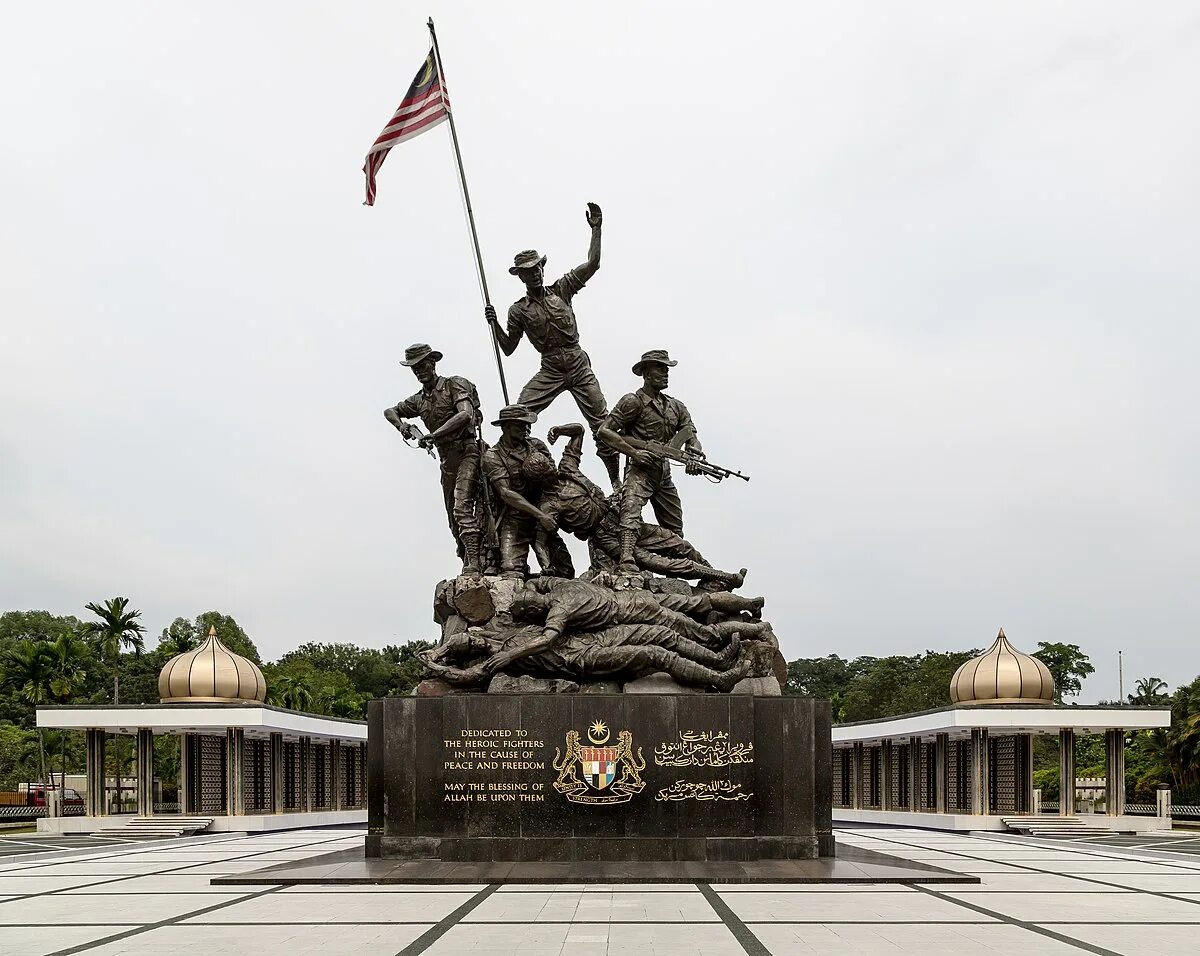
[484,304,497,325]
[585,202,602,228]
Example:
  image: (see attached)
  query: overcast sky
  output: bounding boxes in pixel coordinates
[2,2,1197,702]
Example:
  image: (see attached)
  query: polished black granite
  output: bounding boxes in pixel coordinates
[211,842,978,885]
[368,694,833,861]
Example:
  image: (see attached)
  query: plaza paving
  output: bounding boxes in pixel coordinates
[2,825,1200,954]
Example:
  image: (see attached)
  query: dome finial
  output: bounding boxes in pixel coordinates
[949,628,1054,706]
[158,623,266,704]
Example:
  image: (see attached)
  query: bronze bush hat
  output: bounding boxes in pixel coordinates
[491,403,538,427]
[509,249,547,275]
[632,349,679,375]
[401,343,443,366]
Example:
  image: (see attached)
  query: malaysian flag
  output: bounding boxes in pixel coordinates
[362,50,449,206]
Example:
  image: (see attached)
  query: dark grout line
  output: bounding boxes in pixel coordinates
[13,919,1200,929]
[910,884,1122,956]
[44,886,285,956]
[395,883,500,955]
[0,833,355,905]
[855,832,1200,908]
[695,882,771,956]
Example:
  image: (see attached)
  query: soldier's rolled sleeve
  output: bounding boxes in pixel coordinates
[551,265,592,303]
[391,391,424,418]
[677,401,699,445]
[604,393,642,434]
[505,303,526,333]
[481,453,508,488]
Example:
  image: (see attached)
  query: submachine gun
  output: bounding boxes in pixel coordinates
[642,425,749,483]
[395,420,436,458]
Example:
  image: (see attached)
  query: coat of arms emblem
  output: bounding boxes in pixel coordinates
[552,720,646,805]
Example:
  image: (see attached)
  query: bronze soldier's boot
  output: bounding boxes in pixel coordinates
[692,565,747,591]
[670,657,750,693]
[460,533,483,576]
[708,592,765,617]
[617,530,639,574]
[711,620,770,642]
[600,448,622,491]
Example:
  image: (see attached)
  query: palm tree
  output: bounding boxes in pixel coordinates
[270,675,313,712]
[83,597,146,705]
[1,640,54,784]
[315,689,364,720]
[1130,676,1169,706]
[46,632,88,799]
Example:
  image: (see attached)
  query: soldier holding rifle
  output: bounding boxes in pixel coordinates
[599,350,744,575]
[384,344,486,575]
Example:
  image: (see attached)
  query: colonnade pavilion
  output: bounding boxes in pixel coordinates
[37,628,367,833]
[832,630,1172,832]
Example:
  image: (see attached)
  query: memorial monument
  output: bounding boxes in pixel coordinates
[364,23,830,866]
[371,196,832,861]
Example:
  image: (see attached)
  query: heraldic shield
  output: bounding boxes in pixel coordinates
[552,720,646,805]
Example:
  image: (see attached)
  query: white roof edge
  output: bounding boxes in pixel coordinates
[36,706,366,741]
[832,706,1172,743]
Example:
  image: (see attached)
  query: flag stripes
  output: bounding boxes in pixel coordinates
[362,49,450,206]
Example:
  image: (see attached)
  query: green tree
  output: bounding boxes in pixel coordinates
[195,612,260,662]
[1129,676,1169,706]
[313,688,366,719]
[82,597,146,705]
[0,722,41,791]
[269,674,313,712]
[45,632,88,798]
[157,619,198,656]
[381,641,435,698]
[840,650,980,722]
[1,641,55,783]
[0,611,88,725]
[1032,642,1095,702]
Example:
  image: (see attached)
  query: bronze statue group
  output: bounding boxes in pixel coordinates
[385,204,777,694]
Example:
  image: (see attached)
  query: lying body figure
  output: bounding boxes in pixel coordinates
[511,576,767,648]
[527,423,749,588]
[420,621,775,692]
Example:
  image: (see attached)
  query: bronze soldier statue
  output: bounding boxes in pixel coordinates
[420,623,766,692]
[524,423,748,589]
[485,202,621,488]
[480,404,571,578]
[510,577,769,648]
[384,344,485,575]
[598,350,705,573]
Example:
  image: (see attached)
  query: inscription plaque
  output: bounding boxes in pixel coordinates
[368,694,832,862]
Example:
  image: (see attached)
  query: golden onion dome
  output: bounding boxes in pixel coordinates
[949,629,1054,706]
[158,625,266,704]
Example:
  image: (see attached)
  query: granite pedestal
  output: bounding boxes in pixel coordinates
[367,694,832,862]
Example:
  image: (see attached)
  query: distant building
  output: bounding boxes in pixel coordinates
[831,630,1171,832]
[38,627,366,834]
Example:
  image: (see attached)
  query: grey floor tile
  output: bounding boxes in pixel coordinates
[0,923,141,956]
[750,922,1085,954]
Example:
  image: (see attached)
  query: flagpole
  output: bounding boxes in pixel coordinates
[427,17,510,405]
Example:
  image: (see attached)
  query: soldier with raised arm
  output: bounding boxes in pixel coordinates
[383,344,484,575]
[485,202,621,489]
[598,350,705,573]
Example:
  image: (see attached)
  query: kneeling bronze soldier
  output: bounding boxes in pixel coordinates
[384,343,484,575]
[481,404,571,579]
[525,422,746,588]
